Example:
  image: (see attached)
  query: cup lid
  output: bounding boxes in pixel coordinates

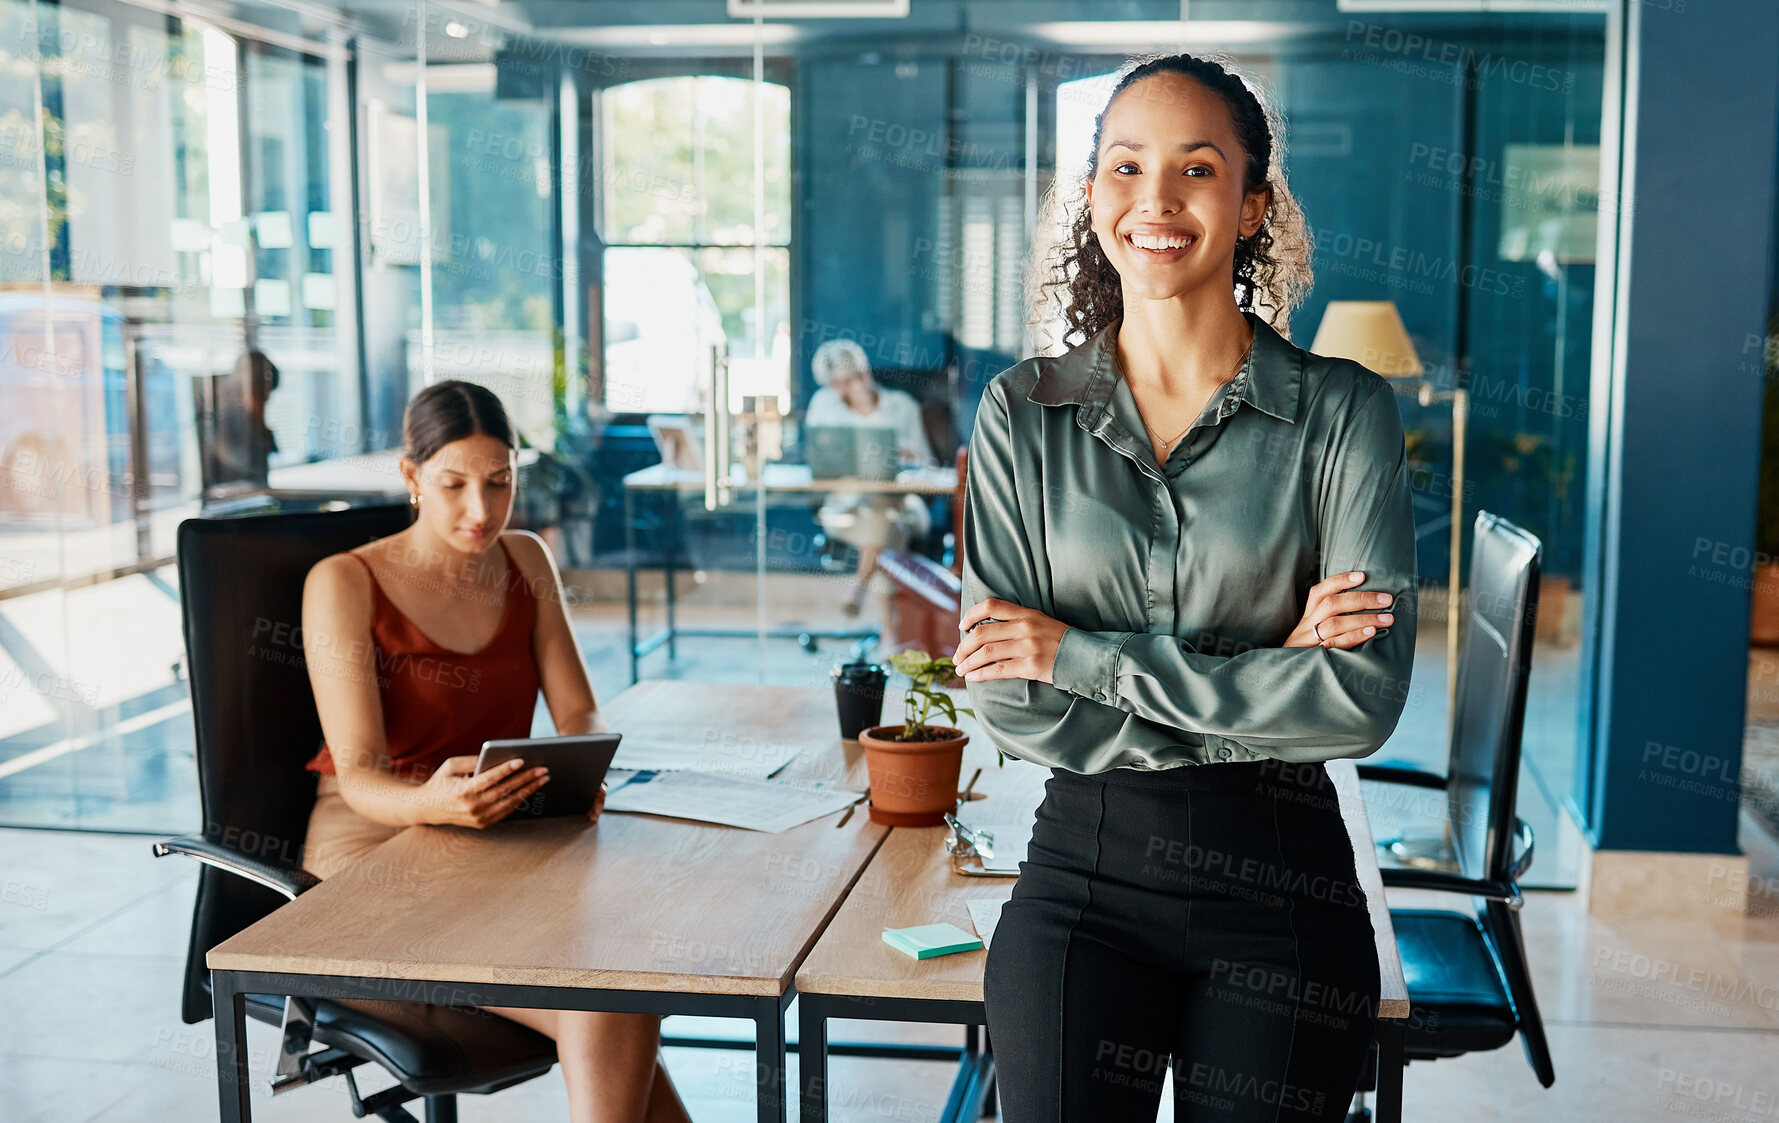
[833,661,885,678]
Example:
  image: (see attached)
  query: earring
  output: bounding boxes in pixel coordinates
[409,493,420,507]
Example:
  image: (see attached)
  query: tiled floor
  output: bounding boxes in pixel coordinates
[5,817,1779,1122]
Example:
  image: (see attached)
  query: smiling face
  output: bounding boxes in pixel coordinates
[1086,71,1271,307]
[401,433,516,556]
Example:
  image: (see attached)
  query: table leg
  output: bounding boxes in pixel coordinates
[1374,1019,1404,1123]
[798,995,829,1123]
[664,530,678,661]
[756,995,786,1123]
[213,971,252,1122]
[625,489,640,685]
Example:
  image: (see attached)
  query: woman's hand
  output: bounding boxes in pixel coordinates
[588,783,607,823]
[955,598,1070,684]
[1285,570,1395,650]
[418,756,550,829]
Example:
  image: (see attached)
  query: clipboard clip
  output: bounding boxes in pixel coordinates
[943,812,995,861]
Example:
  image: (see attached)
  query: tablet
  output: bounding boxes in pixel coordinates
[474,733,623,819]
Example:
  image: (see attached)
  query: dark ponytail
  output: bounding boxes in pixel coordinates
[402,380,517,465]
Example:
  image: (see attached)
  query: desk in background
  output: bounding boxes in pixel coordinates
[259,448,542,505]
[205,682,884,1123]
[620,463,959,682]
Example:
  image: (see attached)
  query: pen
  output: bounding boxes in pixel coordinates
[961,767,982,802]
[836,785,870,828]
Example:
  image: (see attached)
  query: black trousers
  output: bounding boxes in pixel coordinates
[984,759,1380,1122]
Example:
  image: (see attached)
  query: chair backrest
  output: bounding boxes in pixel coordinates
[950,446,968,576]
[174,503,412,1022]
[1446,511,1542,886]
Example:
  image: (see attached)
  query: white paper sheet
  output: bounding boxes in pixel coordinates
[956,815,1034,873]
[601,770,863,833]
[967,899,1006,950]
[610,734,806,780]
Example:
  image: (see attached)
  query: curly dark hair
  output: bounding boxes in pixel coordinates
[1047,53,1313,347]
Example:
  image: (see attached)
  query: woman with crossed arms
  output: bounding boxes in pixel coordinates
[954,54,1418,1122]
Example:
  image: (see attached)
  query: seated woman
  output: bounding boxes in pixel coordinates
[805,339,936,615]
[300,380,691,1123]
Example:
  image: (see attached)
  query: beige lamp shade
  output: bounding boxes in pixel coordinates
[1309,300,1423,377]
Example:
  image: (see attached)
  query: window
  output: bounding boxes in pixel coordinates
[599,75,790,415]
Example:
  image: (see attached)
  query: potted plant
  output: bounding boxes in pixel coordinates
[858,650,973,826]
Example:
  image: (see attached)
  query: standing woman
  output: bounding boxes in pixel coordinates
[953,54,1417,1121]
[301,380,691,1123]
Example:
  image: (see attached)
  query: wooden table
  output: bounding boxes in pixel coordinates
[205,682,887,1123]
[794,756,1410,1123]
[619,462,959,684]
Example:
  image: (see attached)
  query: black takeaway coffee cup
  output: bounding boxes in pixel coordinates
[832,661,888,740]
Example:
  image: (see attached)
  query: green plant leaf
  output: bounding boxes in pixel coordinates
[888,650,931,676]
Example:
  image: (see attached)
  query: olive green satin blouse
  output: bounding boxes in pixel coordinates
[960,309,1418,773]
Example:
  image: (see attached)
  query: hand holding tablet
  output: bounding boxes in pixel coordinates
[474,733,624,820]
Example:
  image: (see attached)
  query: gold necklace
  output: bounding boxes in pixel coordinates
[1144,335,1256,450]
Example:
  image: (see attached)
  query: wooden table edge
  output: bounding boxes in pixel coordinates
[1327,758,1411,1022]
[794,761,1411,1025]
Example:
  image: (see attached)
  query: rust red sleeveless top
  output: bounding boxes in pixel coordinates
[306,540,540,780]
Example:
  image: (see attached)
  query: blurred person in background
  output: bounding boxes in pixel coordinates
[806,339,935,614]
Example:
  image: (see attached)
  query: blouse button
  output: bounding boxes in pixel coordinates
[1217,746,1233,761]
[1093,691,1107,702]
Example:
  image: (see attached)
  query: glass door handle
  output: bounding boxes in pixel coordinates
[703,343,733,510]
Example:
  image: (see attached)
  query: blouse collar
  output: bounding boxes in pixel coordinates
[1028,308,1304,429]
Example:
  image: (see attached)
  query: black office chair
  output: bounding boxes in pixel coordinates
[1358,511,1557,1090]
[153,506,557,1123]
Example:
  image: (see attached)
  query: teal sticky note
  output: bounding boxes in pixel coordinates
[882,922,984,959]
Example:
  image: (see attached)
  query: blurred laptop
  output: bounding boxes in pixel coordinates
[806,425,898,481]
[647,414,704,472]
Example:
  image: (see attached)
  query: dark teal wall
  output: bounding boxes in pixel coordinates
[1581,0,1779,853]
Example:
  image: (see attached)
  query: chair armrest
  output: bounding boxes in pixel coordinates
[1506,817,1536,881]
[1355,764,1448,790]
[1380,867,1524,908]
[876,549,963,613]
[153,836,319,901]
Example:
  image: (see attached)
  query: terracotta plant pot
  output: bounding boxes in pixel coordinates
[1754,564,1779,647]
[858,724,968,827]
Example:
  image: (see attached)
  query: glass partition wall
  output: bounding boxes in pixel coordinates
[0,0,374,828]
[0,1,1614,883]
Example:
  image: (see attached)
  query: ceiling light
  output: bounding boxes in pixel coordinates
[727,0,909,15]
[1027,21,1311,47]
[556,24,800,48]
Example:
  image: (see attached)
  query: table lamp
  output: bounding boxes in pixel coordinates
[1310,300,1467,753]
